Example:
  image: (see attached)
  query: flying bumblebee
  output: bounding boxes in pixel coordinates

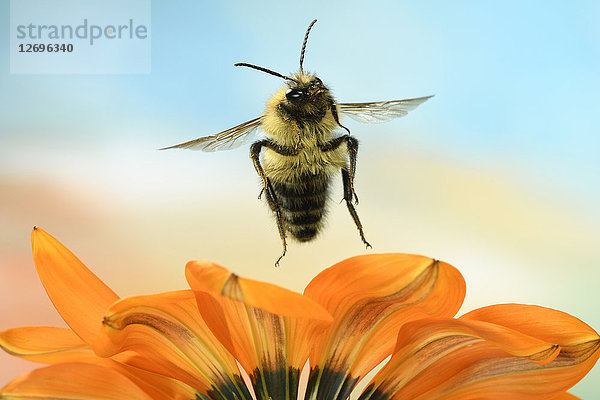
[163,20,432,265]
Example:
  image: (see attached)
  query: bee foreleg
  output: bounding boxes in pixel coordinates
[342,168,371,249]
[330,99,351,136]
[250,141,270,196]
[250,140,297,195]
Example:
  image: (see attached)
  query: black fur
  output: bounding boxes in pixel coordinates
[271,173,329,242]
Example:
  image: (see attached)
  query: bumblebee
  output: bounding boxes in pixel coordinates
[163,20,432,265]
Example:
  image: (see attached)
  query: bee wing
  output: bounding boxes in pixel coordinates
[160,117,262,152]
[338,95,434,124]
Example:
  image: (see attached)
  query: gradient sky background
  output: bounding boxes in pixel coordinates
[1,1,599,397]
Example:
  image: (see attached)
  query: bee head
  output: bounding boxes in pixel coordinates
[285,74,328,103]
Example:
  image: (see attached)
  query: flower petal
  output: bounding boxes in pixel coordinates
[0,326,96,364]
[185,260,332,322]
[303,253,465,399]
[97,289,252,400]
[460,304,600,346]
[186,260,333,400]
[31,227,119,346]
[550,393,581,400]
[98,356,200,400]
[358,305,600,399]
[0,362,152,399]
[0,328,198,399]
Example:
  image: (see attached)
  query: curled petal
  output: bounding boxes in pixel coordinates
[185,260,332,323]
[186,260,333,400]
[303,254,466,399]
[358,306,600,399]
[97,290,252,400]
[31,227,119,347]
[0,362,152,399]
[0,326,96,364]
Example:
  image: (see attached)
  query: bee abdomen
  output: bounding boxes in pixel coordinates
[270,173,329,242]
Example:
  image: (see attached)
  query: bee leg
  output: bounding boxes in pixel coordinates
[329,99,352,136]
[342,168,371,249]
[262,182,288,267]
[328,100,361,204]
[320,132,360,205]
[344,136,360,205]
[250,140,290,266]
[250,142,271,198]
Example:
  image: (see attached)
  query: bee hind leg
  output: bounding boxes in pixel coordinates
[342,168,371,249]
[263,179,288,266]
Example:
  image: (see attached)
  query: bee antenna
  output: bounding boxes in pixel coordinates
[299,19,317,72]
[234,63,299,84]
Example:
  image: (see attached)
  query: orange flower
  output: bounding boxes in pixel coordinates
[1,227,598,399]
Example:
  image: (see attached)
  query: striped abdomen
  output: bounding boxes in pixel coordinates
[270,172,330,242]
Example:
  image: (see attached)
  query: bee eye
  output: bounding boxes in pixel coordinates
[286,88,306,101]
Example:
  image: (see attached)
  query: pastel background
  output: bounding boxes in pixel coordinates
[1,1,599,397]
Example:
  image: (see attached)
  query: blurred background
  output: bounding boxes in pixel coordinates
[1,0,599,396]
